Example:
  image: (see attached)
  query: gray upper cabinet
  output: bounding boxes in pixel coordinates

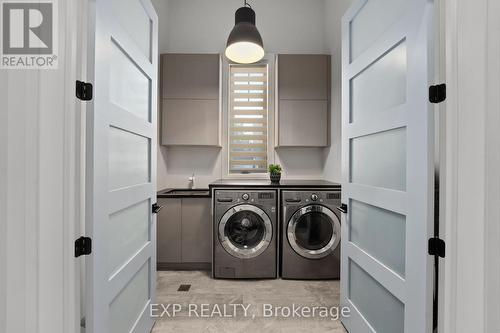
[276,54,330,147]
[162,54,220,99]
[161,54,221,146]
[278,54,329,100]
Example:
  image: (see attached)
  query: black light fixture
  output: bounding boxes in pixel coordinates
[225,0,264,64]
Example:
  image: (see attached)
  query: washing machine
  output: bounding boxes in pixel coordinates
[213,189,277,279]
[281,190,341,279]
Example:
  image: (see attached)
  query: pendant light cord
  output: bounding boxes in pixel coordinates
[244,0,252,8]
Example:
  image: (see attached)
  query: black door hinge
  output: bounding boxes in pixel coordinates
[429,84,446,103]
[76,80,93,101]
[428,237,445,258]
[152,203,164,214]
[75,237,92,257]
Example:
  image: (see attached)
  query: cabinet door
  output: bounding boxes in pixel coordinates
[162,54,220,99]
[181,198,211,263]
[278,54,330,100]
[161,99,220,146]
[278,100,329,147]
[156,198,181,263]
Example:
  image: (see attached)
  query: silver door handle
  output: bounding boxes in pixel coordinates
[336,203,348,214]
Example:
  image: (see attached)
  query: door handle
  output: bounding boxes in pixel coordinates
[152,203,164,214]
[336,203,348,214]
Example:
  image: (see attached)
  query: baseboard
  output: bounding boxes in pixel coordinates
[157,262,211,271]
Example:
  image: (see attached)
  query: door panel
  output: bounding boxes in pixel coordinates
[110,0,152,60]
[109,41,151,121]
[350,0,408,61]
[86,1,158,333]
[108,200,150,276]
[350,199,406,277]
[108,127,150,190]
[350,127,406,191]
[349,260,405,333]
[109,262,151,333]
[350,41,407,123]
[341,0,434,332]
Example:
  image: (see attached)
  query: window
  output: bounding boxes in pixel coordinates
[228,65,269,174]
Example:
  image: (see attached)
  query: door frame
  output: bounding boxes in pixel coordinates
[441,0,500,332]
[52,1,500,333]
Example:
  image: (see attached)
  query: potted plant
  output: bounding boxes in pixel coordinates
[268,164,282,183]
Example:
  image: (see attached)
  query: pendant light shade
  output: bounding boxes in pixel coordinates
[225,5,264,64]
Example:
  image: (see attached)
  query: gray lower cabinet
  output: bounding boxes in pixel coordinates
[156,197,211,269]
[181,198,211,262]
[156,198,182,263]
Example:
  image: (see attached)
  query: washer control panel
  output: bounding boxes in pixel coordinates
[215,190,276,205]
[282,190,341,205]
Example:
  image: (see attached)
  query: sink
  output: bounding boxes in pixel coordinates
[159,189,210,197]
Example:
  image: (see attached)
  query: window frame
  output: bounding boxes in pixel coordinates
[222,54,276,179]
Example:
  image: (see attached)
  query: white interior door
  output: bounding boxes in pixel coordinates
[86,0,158,332]
[340,0,434,332]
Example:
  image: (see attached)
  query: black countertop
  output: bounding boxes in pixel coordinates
[208,179,341,189]
[157,188,211,198]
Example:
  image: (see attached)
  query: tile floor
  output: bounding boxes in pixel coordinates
[152,271,347,333]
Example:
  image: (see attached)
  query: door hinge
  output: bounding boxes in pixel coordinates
[75,237,92,257]
[429,83,446,103]
[76,80,93,101]
[152,203,164,214]
[428,237,445,258]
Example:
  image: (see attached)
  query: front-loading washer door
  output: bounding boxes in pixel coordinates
[218,204,273,259]
[287,205,341,259]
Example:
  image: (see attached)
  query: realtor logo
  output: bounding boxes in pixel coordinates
[1,0,58,69]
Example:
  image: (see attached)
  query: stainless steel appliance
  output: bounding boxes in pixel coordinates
[281,190,341,279]
[213,189,277,279]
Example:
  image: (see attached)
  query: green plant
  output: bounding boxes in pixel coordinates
[268,164,282,174]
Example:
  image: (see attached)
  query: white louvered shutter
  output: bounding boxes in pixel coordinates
[229,65,268,174]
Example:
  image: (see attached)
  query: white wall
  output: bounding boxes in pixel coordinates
[155,0,328,54]
[0,1,80,332]
[152,0,347,189]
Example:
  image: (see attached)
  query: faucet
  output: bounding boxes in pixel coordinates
[188,173,195,189]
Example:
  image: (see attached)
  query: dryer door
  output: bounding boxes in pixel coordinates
[219,204,273,259]
[287,205,341,259]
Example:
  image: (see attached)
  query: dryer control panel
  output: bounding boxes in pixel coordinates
[282,190,341,206]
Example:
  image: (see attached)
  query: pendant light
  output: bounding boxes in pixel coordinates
[225,0,264,64]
